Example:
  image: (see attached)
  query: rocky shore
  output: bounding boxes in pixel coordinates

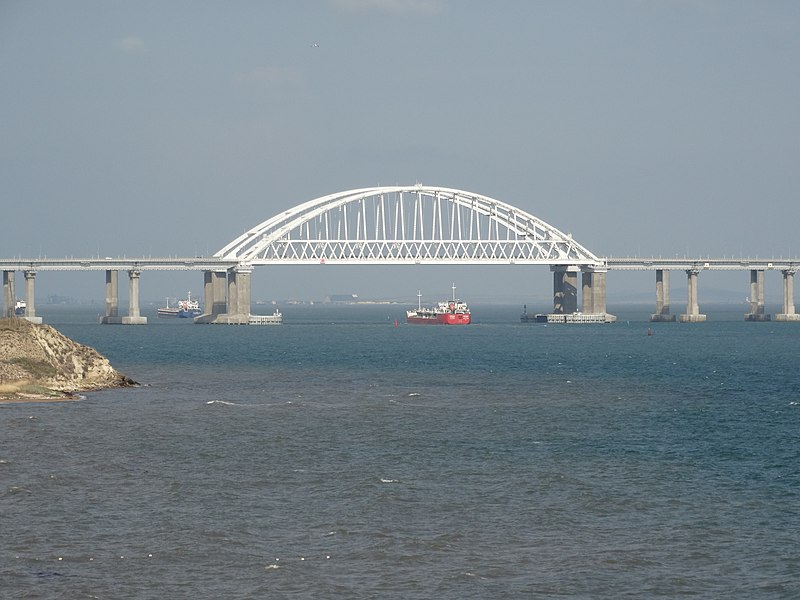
[0,317,136,403]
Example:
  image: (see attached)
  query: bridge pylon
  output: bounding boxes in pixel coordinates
[194,265,252,324]
[650,269,676,322]
[775,269,800,321]
[541,265,615,323]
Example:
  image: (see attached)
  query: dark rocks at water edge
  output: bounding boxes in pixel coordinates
[0,317,136,400]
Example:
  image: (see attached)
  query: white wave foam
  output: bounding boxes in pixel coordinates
[381,478,399,483]
[206,400,237,406]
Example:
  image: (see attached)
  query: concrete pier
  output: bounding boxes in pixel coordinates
[23,270,43,323]
[121,269,147,324]
[651,269,676,322]
[202,270,227,316]
[581,268,613,318]
[2,271,14,318]
[195,265,252,324]
[195,270,227,323]
[106,270,119,318]
[581,271,595,313]
[217,265,252,324]
[775,269,800,321]
[679,268,707,322]
[539,266,614,323]
[103,269,146,324]
[101,270,122,324]
[745,269,771,321]
[552,267,578,314]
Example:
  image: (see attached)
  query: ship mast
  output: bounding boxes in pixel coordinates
[452,282,456,302]
[417,290,422,310]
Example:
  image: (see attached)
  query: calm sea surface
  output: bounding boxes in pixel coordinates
[2,304,799,599]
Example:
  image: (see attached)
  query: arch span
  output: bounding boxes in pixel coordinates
[216,185,602,266]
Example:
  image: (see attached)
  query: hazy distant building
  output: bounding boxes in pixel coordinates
[325,294,359,304]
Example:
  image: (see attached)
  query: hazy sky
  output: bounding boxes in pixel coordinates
[2,1,799,304]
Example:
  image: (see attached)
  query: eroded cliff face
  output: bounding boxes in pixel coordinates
[0,318,135,396]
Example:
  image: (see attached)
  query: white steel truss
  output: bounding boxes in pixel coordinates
[216,185,602,266]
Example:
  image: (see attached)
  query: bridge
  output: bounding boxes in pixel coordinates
[2,185,799,323]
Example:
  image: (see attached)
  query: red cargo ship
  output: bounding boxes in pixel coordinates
[406,285,471,325]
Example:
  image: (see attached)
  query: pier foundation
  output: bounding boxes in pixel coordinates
[195,270,228,323]
[651,269,676,322]
[100,270,122,324]
[23,270,42,323]
[2,270,14,318]
[580,268,615,321]
[537,266,614,323]
[775,269,800,321]
[679,268,707,323]
[121,269,147,324]
[102,269,146,324]
[552,267,578,314]
[744,269,771,321]
[195,266,252,324]
[214,266,252,324]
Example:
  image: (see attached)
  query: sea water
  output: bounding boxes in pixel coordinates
[2,304,799,599]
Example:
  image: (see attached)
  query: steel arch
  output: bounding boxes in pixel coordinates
[215,185,602,266]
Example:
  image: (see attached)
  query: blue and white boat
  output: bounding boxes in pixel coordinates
[157,292,202,318]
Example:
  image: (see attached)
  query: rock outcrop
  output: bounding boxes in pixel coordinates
[0,317,135,399]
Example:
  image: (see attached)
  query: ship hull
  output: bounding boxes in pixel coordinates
[157,308,201,318]
[406,313,471,325]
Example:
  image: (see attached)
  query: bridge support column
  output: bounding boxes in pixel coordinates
[203,271,214,316]
[581,271,592,314]
[228,271,238,315]
[232,266,252,319]
[212,271,227,314]
[100,270,122,324]
[196,267,250,324]
[544,266,613,323]
[202,270,225,316]
[23,270,43,324]
[651,269,676,322]
[121,269,147,324]
[679,268,707,323]
[775,269,800,321]
[552,267,578,314]
[196,270,226,323]
[213,266,252,324]
[581,268,612,318]
[2,271,15,318]
[744,269,771,321]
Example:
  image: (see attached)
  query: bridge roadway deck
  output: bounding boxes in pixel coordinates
[1,257,798,271]
[0,257,239,271]
[605,258,799,271]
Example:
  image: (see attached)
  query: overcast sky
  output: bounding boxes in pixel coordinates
[2,1,799,304]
